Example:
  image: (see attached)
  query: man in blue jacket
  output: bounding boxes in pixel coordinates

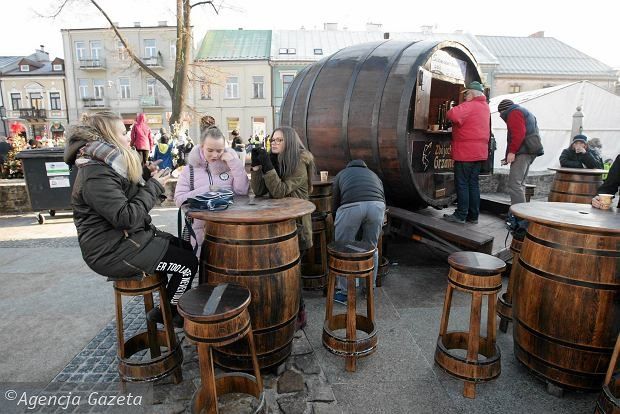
[332,160,386,304]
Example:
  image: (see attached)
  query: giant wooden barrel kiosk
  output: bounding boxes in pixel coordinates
[510,202,619,391]
[280,40,486,208]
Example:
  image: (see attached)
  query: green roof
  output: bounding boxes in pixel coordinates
[196,30,271,60]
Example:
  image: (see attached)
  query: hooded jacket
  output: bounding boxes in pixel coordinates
[174,146,249,255]
[251,150,314,250]
[154,142,174,169]
[559,147,604,169]
[64,125,169,278]
[130,113,153,151]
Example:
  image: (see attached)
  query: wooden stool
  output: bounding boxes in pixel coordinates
[301,212,328,291]
[323,241,377,372]
[434,252,505,399]
[524,184,536,202]
[595,334,620,414]
[497,237,523,333]
[178,283,264,414]
[112,273,183,383]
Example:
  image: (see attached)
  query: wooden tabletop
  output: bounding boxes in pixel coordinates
[177,283,250,322]
[548,167,607,174]
[510,202,620,234]
[188,195,315,223]
[311,177,334,186]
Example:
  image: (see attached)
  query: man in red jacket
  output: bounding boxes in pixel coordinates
[443,81,490,224]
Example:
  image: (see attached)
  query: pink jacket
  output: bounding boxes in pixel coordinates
[446,95,490,162]
[174,146,249,256]
[130,113,153,151]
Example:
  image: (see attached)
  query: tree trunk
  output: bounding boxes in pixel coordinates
[169,0,191,128]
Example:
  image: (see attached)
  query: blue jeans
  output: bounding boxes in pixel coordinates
[454,161,482,220]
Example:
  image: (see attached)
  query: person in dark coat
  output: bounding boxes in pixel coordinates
[64,111,197,328]
[592,154,619,208]
[331,159,386,304]
[559,134,604,169]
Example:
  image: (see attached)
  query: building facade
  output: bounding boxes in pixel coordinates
[0,47,68,142]
[61,22,182,132]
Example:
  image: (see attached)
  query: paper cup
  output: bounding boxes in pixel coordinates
[320,171,329,182]
[431,124,440,131]
[598,194,613,209]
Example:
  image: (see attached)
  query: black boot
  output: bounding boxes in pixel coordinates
[146,305,184,329]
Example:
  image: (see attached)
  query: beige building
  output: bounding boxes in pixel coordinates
[0,47,68,141]
[61,22,183,132]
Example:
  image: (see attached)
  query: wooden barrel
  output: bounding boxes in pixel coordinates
[309,178,333,214]
[511,202,620,391]
[301,213,328,290]
[497,236,523,331]
[202,219,300,370]
[280,40,485,209]
[548,167,606,204]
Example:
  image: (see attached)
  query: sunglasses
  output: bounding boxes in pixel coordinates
[269,138,284,144]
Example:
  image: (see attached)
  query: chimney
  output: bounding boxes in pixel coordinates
[39,45,45,52]
[133,22,141,27]
[529,31,545,38]
[384,32,390,39]
[158,21,167,26]
[323,22,338,31]
[35,45,49,62]
[366,22,382,31]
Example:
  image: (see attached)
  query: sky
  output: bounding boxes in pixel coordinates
[1,0,619,68]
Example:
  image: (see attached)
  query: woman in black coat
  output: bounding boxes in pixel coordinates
[64,111,197,327]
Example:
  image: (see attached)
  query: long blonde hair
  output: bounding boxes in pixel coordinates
[80,111,143,183]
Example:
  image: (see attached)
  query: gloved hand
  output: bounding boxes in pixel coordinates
[251,147,261,167]
[259,149,274,173]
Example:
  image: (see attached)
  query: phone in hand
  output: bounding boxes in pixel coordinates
[500,159,507,166]
[159,167,172,177]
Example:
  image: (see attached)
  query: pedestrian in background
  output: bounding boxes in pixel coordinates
[130,113,153,165]
[497,99,544,204]
[443,81,490,224]
[153,134,174,169]
[559,134,604,169]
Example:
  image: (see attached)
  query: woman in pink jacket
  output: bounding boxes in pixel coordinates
[174,126,249,257]
[130,113,154,165]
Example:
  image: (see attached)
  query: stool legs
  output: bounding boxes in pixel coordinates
[157,284,183,384]
[464,293,482,399]
[346,276,357,372]
[143,292,161,358]
[438,285,454,337]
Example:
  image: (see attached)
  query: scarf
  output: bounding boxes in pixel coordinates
[75,140,145,186]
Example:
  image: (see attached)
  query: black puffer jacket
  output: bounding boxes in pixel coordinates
[559,147,603,169]
[332,160,385,212]
[64,126,169,278]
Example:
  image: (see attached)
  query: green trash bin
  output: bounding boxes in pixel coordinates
[15,147,76,224]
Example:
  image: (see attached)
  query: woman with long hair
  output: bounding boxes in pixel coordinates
[130,113,153,165]
[250,126,315,329]
[174,125,249,257]
[64,111,197,328]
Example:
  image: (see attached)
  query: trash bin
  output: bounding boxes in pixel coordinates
[16,147,76,224]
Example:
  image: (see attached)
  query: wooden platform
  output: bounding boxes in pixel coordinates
[388,206,512,262]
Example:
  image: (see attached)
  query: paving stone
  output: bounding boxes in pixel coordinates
[278,370,305,394]
[219,393,262,414]
[277,393,308,414]
[164,379,196,402]
[312,402,343,414]
[294,354,321,375]
[306,379,335,403]
[148,402,187,414]
[291,334,314,356]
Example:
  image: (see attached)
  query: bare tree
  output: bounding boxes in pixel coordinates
[47,0,221,127]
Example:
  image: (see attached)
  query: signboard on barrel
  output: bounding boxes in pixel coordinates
[411,140,453,172]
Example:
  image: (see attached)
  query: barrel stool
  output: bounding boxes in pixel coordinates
[323,241,378,372]
[497,237,523,333]
[177,283,264,414]
[595,334,620,414]
[524,184,536,202]
[434,252,506,399]
[112,273,183,383]
[301,212,328,291]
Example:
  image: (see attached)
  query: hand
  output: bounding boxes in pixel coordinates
[251,148,261,167]
[146,159,162,174]
[506,152,516,164]
[576,147,586,154]
[259,150,274,173]
[220,151,235,163]
[591,195,602,209]
[153,168,171,187]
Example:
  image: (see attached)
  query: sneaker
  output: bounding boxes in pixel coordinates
[442,213,465,224]
[334,291,348,305]
[466,218,479,224]
[146,306,184,329]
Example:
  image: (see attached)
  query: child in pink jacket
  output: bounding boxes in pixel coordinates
[174,126,249,256]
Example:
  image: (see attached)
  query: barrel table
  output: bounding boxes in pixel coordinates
[190,196,315,370]
[510,202,619,391]
[548,167,606,204]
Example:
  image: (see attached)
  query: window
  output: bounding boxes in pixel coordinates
[144,39,157,57]
[313,48,323,55]
[93,80,105,99]
[90,40,102,59]
[53,64,62,71]
[75,41,85,60]
[116,40,127,60]
[20,65,30,72]
[119,78,131,99]
[146,78,157,96]
[200,82,212,100]
[11,93,21,110]
[78,79,89,98]
[252,76,264,99]
[49,92,61,110]
[282,73,295,97]
[30,92,43,109]
[169,40,176,60]
[509,84,521,94]
[225,76,239,99]
[278,48,297,55]
[542,83,554,88]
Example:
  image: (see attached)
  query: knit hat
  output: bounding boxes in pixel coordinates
[497,99,514,113]
[464,81,484,93]
[572,134,588,144]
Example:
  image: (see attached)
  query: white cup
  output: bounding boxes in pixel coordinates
[320,171,329,182]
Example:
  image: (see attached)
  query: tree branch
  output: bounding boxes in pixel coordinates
[89,0,173,95]
[190,0,218,13]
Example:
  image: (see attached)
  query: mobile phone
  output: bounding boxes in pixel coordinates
[160,167,172,177]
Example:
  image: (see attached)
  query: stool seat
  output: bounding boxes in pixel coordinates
[328,240,375,258]
[178,283,264,414]
[448,252,506,275]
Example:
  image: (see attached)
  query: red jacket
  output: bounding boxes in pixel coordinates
[130,113,153,151]
[446,95,490,162]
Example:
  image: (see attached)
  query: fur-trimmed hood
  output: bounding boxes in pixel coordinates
[63,124,102,166]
